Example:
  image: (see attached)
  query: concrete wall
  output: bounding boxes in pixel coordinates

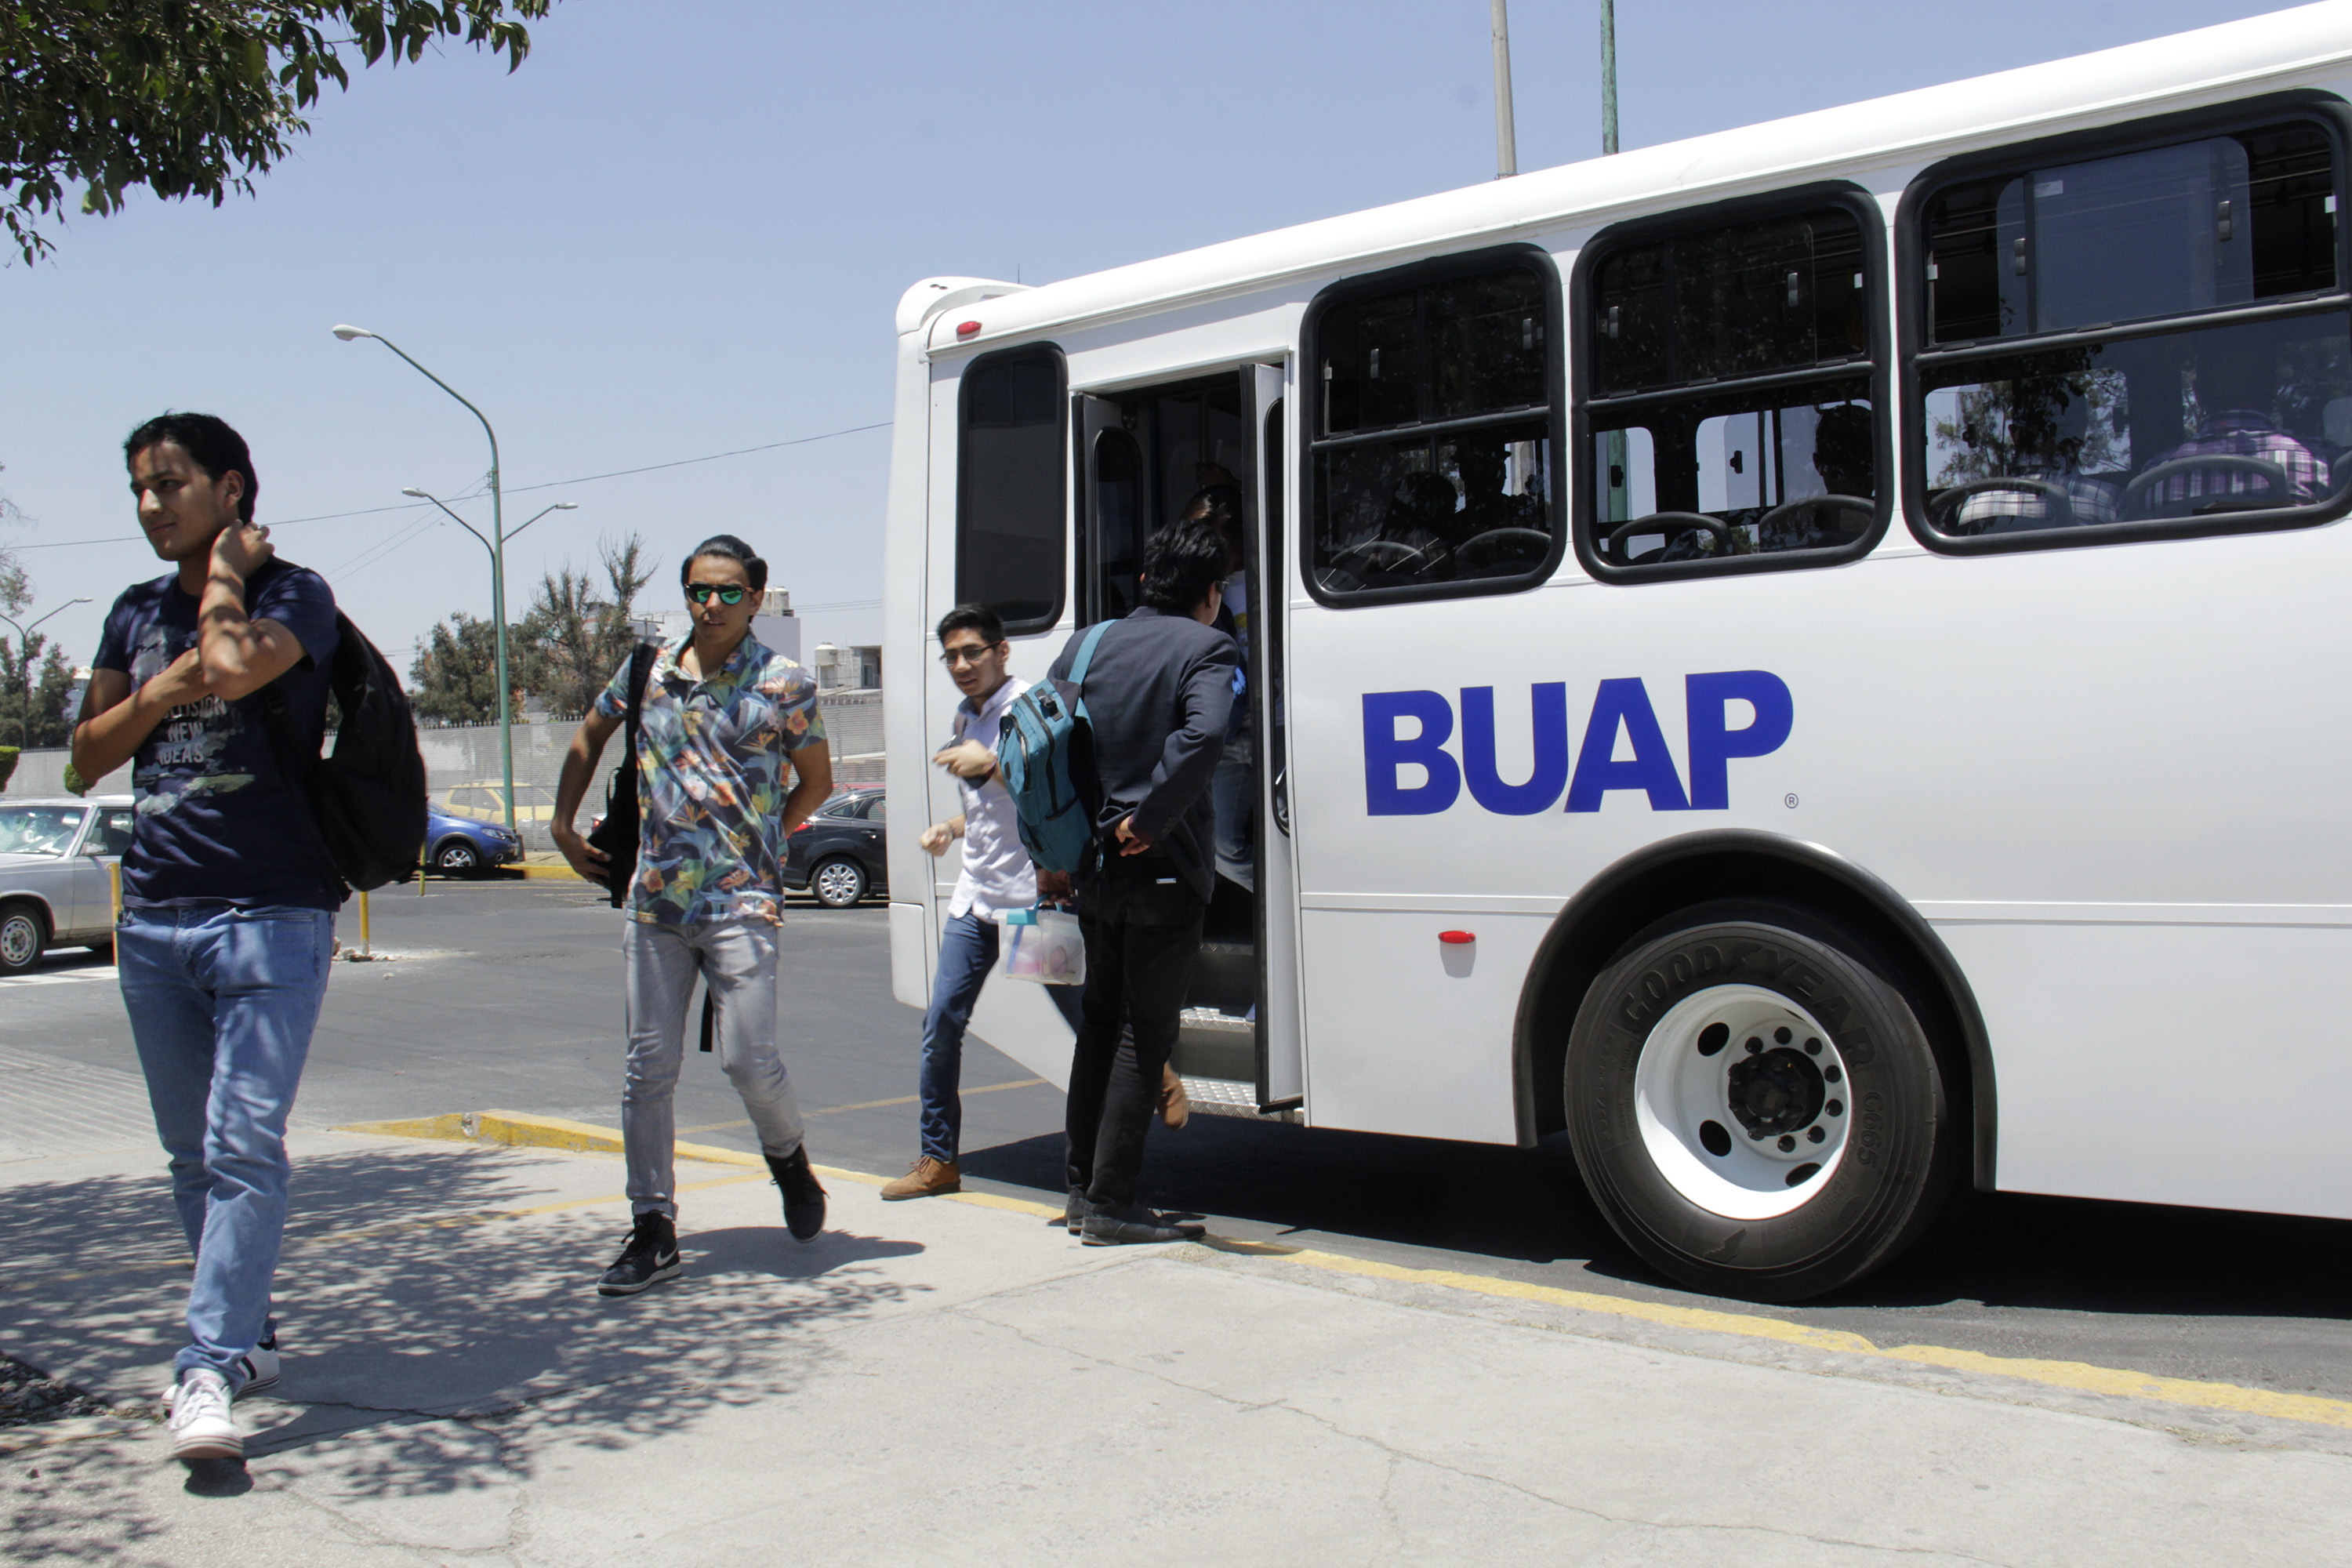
[3,691,887,848]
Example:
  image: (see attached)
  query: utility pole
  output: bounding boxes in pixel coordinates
[1491,0,1518,179]
[1601,0,1621,155]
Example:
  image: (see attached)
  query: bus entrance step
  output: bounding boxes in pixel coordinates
[1178,1074,1302,1124]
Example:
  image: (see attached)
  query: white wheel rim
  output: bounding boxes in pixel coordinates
[1632,983,1852,1221]
[440,845,474,868]
[816,863,861,903]
[2,916,37,967]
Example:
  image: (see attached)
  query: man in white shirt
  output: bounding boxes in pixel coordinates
[885,605,1085,1200]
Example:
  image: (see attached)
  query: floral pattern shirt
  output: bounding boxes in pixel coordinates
[593,631,826,926]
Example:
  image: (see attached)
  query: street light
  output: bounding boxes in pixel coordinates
[335,323,527,834]
[0,597,93,749]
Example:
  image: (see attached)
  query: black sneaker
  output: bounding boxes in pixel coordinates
[1062,1188,1087,1232]
[598,1211,681,1296]
[767,1146,827,1243]
[1080,1201,1206,1247]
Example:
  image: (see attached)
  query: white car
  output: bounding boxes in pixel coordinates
[0,796,135,976]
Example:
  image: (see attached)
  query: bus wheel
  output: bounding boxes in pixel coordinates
[1565,902,1962,1302]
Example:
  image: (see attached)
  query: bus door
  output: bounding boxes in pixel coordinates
[1243,362,1305,1109]
[1077,396,1149,626]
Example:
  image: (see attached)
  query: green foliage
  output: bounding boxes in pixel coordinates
[61,759,87,796]
[0,746,16,791]
[2,1,555,264]
[0,631,74,749]
[518,533,654,717]
[406,609,521,726]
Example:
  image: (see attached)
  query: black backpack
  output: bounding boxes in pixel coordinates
[584,641,655,910]
[264,600,428,896]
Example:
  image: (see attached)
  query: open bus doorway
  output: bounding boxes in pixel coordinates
[1076,365,1299,1114]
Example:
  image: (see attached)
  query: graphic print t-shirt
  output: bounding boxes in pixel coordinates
[93,558,341,910]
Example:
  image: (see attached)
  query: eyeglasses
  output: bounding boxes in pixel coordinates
[938,644,1001,666]
[686,583,748,606]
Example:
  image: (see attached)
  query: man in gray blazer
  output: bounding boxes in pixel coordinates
[1044,521,1236,1244]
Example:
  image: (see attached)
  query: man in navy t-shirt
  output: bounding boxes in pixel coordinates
[73,412,342,1465]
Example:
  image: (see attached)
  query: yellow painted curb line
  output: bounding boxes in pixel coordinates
[1213,1241,2352,1434]
[339,1112,2352,1434]
[517,862,586,881]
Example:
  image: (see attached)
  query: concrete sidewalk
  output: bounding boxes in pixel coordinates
[5,1130,2350,1566]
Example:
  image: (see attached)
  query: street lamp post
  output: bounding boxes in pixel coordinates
[0,597,93,750]
[332,324,528,835]
[401,488,577,830]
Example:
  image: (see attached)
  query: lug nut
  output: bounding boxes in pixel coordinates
[1745,1037,1763,1054]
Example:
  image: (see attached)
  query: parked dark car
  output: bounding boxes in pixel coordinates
[424,807,524,876]
[782,785,887,908]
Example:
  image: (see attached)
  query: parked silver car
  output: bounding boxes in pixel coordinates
[0,796,136,975]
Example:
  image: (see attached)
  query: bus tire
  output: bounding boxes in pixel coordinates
[1565,901,1962,1302]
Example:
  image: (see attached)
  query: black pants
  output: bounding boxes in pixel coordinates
[1065,857,1206,1207]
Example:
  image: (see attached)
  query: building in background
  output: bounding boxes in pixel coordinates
[810,641,880,691]
[632,587,800,664]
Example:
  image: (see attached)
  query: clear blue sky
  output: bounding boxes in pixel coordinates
[0,0,2292,678]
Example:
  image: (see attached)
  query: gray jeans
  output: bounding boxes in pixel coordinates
[622,918,805,1218]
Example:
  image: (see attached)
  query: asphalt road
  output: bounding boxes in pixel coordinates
[9,877,2349,1406]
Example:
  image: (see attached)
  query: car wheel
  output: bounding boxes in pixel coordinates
[1564,900,1964,1303]
[434,839,482,876]
[811,857,868,909]
[0,902,47,977]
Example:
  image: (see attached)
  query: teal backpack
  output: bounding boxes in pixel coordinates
[994,621,1112,875]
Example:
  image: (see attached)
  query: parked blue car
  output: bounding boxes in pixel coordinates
[425,808,523,876]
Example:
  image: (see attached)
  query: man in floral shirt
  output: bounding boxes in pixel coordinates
[551,535,833,1294]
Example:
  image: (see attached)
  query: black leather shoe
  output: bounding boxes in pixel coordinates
[599,1210,681,1295]
[767,1146,827,1242]
[1080,1201,1205,1247]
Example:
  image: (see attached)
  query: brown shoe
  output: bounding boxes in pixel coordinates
[1159,1065,1189,1130]
[881,1156,961,1200]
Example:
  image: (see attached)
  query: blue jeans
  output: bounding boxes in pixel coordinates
[1211,736,1255,891]
[920,911,1082,1163]
[118,903,335,1389]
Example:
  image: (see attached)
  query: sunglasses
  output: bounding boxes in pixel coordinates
[687,583,748,606]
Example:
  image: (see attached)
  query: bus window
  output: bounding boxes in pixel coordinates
[1915,119,2348,540]
[1582,203,1882,575]
[1308,252,1561,599]
[957,347,1066,633]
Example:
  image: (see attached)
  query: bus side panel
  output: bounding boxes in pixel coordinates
[884,328,942,1010]
[1943,920,2352,1220]
[1294,909,1546,1142]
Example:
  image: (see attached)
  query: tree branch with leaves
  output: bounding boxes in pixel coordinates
[2,1,555,264]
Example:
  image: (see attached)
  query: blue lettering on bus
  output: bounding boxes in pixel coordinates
[1362,672,1793,817]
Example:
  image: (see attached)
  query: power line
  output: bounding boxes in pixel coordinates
[2,417,891,553]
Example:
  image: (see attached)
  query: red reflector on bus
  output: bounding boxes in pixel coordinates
[1439,930,1475,945]
[956,320,982,337]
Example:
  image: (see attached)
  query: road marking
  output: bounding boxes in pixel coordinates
[677,1077,1048,1134]
[345,1111,2352,1434]
[0,966,116,987]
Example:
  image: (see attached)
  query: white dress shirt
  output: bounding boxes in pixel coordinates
[946,676,1037,924]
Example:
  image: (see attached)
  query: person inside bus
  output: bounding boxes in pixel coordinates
[1182,481,1255,896]
[2134,338,2327,516]
[1452,434,1544,575]
[1947,382,2120,533]
[1758,403,1876,553]
[1041,520,1235,1247]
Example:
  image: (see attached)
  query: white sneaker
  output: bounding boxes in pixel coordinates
[235,1337,280,1396]
[163,1369,241,1461]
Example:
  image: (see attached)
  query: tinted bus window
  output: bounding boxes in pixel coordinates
[1310,257,1559,597]
[958,349,1066,632]
[1584,204,1880,572]
[1915,120,2349,540]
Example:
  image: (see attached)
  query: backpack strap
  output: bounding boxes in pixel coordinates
[623,640,656,767]
[1067,621,1112,721]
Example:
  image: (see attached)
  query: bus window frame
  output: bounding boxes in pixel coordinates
[1896,90,2352,557]
[1569,182,1894,586]
[956,341,1069,636]
[1300,241,1568,609]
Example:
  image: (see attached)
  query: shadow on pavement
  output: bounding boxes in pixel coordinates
[3,1143,927,1562]
[959,1116,2352,1326]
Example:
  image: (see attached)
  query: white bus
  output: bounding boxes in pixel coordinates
[881,4,2352,1301]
